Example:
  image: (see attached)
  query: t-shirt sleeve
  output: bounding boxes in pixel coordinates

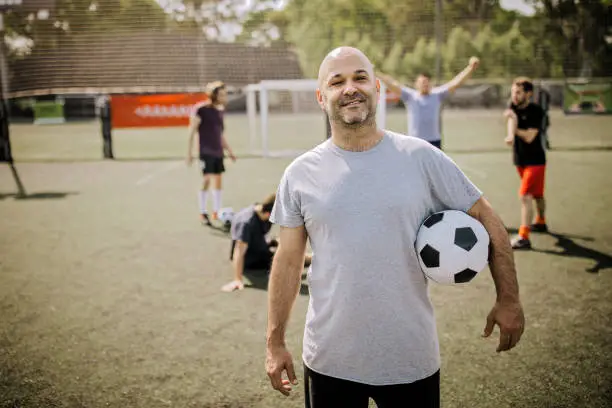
[400,87,416,103]
[231,219,252,243]
[432,86,450,101]
[270,168,304,228]
[423,146,483,213]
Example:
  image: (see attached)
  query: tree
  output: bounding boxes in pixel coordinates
[6,0,169,57]
[527,0,612,77]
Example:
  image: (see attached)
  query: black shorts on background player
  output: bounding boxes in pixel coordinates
[199,154,225,174]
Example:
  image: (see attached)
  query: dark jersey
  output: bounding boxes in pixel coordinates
[230,205,272,266]
[197,105,224,158]
[510,102,546,166]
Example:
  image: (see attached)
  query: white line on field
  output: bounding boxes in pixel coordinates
[135,162,182,186]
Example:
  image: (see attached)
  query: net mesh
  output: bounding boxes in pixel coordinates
[5,0,610,99]
[3,0,611,160]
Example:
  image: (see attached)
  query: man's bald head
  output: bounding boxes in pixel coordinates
[317,47,375,87]
[315,46,379,129]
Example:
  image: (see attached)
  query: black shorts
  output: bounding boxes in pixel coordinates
[304,364,440,408]
[199,155,225,175]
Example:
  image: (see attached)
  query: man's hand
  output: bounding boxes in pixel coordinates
[483,300,525,352]
[266,344,298,396]
[504,135,514,146]
[228,152,237,162]
[186,154,193,166]
[469,56,480,70]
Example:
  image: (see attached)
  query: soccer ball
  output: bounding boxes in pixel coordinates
[218,207,234,229]
[415,210,490,285]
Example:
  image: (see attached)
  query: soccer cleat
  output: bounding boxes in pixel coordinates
[530,223,548,233]
[511,236,532,250]
[200,213,212,226]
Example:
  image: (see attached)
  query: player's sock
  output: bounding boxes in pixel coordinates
[534,215,546,225]
[198,190,208,215]
[212,189,222,214]
[518,225,530,240]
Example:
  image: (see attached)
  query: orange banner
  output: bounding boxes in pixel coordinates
[111,93,209,128]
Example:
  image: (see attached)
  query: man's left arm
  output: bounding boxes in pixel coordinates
[467,197,525,352]
[425,147,525,353]
[444,57,480,94]
[221,133,236,162]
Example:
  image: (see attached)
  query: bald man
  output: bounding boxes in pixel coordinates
[265,46,524,408]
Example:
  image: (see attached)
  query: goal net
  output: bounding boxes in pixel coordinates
[246,79,387,157]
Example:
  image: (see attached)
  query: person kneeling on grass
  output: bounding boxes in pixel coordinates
[221,193,312,293]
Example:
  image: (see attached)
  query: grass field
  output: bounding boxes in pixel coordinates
[1,109,612,408]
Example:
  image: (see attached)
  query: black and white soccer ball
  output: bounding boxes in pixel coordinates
[415,210,490,285]
[218,207,234,231]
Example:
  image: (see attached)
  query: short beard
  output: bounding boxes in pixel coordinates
[329,102,376,129]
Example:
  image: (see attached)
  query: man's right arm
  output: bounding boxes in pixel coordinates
[266,225,308,348]
[265,224,308,395]
[232,240,248,282]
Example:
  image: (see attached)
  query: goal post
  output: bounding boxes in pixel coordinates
[246,79,386,157]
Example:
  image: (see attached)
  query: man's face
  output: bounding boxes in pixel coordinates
[317,53,378,127]
[416,75,431,94]
[261,211,271,222]
[215,88,228,106]
[511,84,530,106]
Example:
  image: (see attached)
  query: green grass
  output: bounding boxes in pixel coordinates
[1,110,611,407]
[9,108,612,162]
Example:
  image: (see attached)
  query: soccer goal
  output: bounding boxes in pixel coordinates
[245,79,386,157]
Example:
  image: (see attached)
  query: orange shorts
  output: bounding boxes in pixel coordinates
[516,165,546,198]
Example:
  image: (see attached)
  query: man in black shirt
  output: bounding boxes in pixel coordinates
[187,81,237,226]
[221,193,312,292]
[504,77,548,250]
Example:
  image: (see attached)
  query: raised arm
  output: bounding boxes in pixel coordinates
[445,57,480,94]
[467,197,525,352]
[375,70,406,96]
[265,224,309,396]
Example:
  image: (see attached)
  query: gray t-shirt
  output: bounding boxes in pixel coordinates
[270,131,482,385]
[401,86,449,142]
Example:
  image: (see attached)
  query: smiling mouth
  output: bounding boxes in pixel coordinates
[342,100,364,107]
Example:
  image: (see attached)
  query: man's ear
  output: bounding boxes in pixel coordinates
[316,88,325,110]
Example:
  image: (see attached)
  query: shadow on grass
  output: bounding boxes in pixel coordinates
[2,163,78,200]
[0,191,79,200]
[506,227,610,274]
